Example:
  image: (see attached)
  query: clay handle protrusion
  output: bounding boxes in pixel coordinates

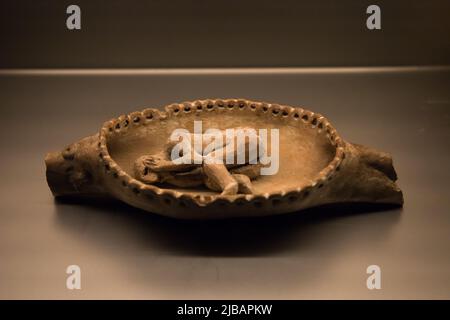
[45,134,105,197]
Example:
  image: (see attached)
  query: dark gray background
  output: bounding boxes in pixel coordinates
[1,0,450,68]
[0,68,449,299]
[0,0,449,300]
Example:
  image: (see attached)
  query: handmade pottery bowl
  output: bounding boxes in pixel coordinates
[45,99,403,219]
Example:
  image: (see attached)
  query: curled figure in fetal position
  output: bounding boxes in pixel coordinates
[133,127,265,195]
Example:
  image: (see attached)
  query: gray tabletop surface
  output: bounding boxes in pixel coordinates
[0,67,449,299]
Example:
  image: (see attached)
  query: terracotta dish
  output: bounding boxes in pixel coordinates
[45,99,403,219]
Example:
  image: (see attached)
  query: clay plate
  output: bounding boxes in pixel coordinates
[45,99,403,219]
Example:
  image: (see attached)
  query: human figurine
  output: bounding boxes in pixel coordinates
[133,127,263,195]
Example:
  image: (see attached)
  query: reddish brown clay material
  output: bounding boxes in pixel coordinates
[45,99,403,219]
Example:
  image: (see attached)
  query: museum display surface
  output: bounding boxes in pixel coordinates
[1,0,449,302]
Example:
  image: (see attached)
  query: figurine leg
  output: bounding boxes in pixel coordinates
[202,163,238,195]
[232,174,254,194]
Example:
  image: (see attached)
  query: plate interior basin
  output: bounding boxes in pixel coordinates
[107,109,336,195]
